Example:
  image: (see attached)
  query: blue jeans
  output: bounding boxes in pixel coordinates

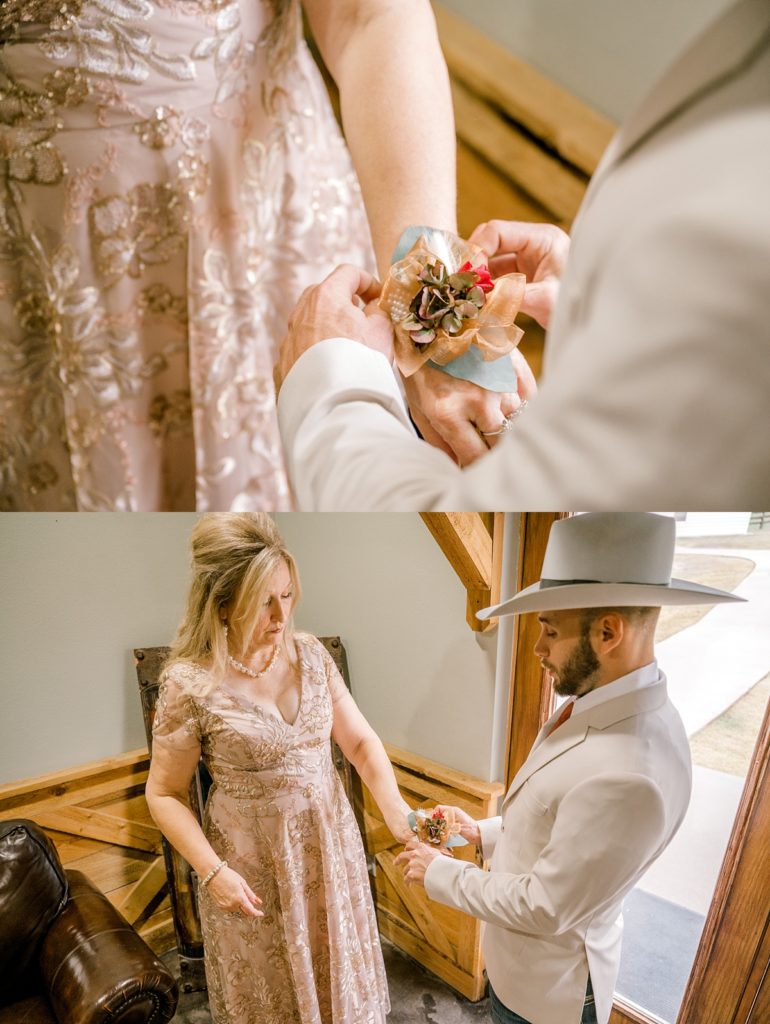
[489,976,598,1024]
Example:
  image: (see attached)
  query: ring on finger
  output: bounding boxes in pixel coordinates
[480,400,528,437]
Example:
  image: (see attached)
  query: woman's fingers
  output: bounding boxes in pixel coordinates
[511,349,538,401]
[243,881,262,905]
[499,391,522,419]
[474,393,519,450]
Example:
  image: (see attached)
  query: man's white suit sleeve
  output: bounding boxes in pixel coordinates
[277,339,462,510]
[424,773,667,936]
[478,816,503,860]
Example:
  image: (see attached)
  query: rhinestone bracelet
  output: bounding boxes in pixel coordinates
[200,859,227,887]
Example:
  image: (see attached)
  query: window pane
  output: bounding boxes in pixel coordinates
[614,512,770,1022]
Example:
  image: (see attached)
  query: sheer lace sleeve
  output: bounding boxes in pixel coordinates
[312,639,350,705]
[152,662,203,751]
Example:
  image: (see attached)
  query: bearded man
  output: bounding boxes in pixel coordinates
[396,512,744,1024]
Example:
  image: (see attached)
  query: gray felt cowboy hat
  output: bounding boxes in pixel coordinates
[478,512,746,619]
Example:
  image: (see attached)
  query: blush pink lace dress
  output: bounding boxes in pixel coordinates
[0,1,373,510]
[152,633,389,1024]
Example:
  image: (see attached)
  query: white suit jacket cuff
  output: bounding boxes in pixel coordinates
[277,338,409,442]
[478,816,503,860]
[276,338,459,509]
[424,851,473,910]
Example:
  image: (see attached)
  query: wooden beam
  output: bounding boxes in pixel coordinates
[0,749,149,813]
[474,513,506,634]
[116,855,168,925]
[451,78,586,226]
[434,2,615,176]
[64,847,152,894]
[392,767,481,818]
[421,513,504,633]
[137,906,176,955]
[34,805,161,854]
[421,512,493,589]
[457,141,551,235]
[362,812,401,856]
[385,743,505,806]
[1,773,149,821]
[676,691,770,1024]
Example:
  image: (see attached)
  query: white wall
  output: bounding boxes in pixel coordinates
[437,0,735,122]
[0,513,196,785]
[675,512,751,538]
[276,514,501,781]
[0,514,508,787]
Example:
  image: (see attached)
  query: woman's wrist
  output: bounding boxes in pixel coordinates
[200,859,227,887]
[194,851,224,880]
[383,799,412,833]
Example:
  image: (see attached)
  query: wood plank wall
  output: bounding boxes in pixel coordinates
[433,3,616,379]
[1,740,505,993]
[366,743,505,1000]
[0,750,175,954]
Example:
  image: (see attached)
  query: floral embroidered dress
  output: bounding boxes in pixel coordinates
[0,1,373,510]
[152,634,389,1024]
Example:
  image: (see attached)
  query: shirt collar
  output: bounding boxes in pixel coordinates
[567,660,660,718]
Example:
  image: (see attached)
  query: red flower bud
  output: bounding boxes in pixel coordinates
[459,260,494,293]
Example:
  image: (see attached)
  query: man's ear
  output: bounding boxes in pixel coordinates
[595,612,625,653]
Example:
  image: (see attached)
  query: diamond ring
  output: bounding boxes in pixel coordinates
[481,400,528,437]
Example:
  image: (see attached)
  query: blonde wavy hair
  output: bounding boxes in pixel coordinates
[167,514,301,693]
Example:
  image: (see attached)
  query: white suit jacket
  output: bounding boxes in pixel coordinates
[424,670,692,1024]
[277,0,770,509]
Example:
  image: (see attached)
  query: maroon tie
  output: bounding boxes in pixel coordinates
[549,700,574,735]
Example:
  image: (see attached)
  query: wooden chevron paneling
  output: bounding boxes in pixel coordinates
[0,748,175,954]
[366,743,505,1001]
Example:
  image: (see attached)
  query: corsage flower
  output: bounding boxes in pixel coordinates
[379,231,525,379]
[408,806,467,849]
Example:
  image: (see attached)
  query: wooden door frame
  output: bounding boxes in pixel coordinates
[508,513,770,1024]
[505,513,567,786]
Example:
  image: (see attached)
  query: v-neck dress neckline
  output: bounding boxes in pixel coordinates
[220,634,308,729]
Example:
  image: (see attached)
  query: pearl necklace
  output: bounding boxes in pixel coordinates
[224,623,280,678]
[227,645,279,679]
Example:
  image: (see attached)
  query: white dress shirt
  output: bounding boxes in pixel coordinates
[568,660,660,719]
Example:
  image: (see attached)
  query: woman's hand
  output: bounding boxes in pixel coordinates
[386,808,416,846]
[205,864,263,918]
[403,353,537,467]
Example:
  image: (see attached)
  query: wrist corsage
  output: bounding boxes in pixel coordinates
[379,226,526,392]
[408,806,468,850]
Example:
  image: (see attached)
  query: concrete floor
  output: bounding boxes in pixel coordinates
[660,546,770,736]
[163,939,491,1023]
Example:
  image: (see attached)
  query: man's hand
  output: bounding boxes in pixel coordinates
[394,838,445,887]
[433,805,482,846]
[274,264,394,394]
[403,351,537,467]
[470,221,571,330]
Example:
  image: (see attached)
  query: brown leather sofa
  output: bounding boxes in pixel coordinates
[0,819,178,1024]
